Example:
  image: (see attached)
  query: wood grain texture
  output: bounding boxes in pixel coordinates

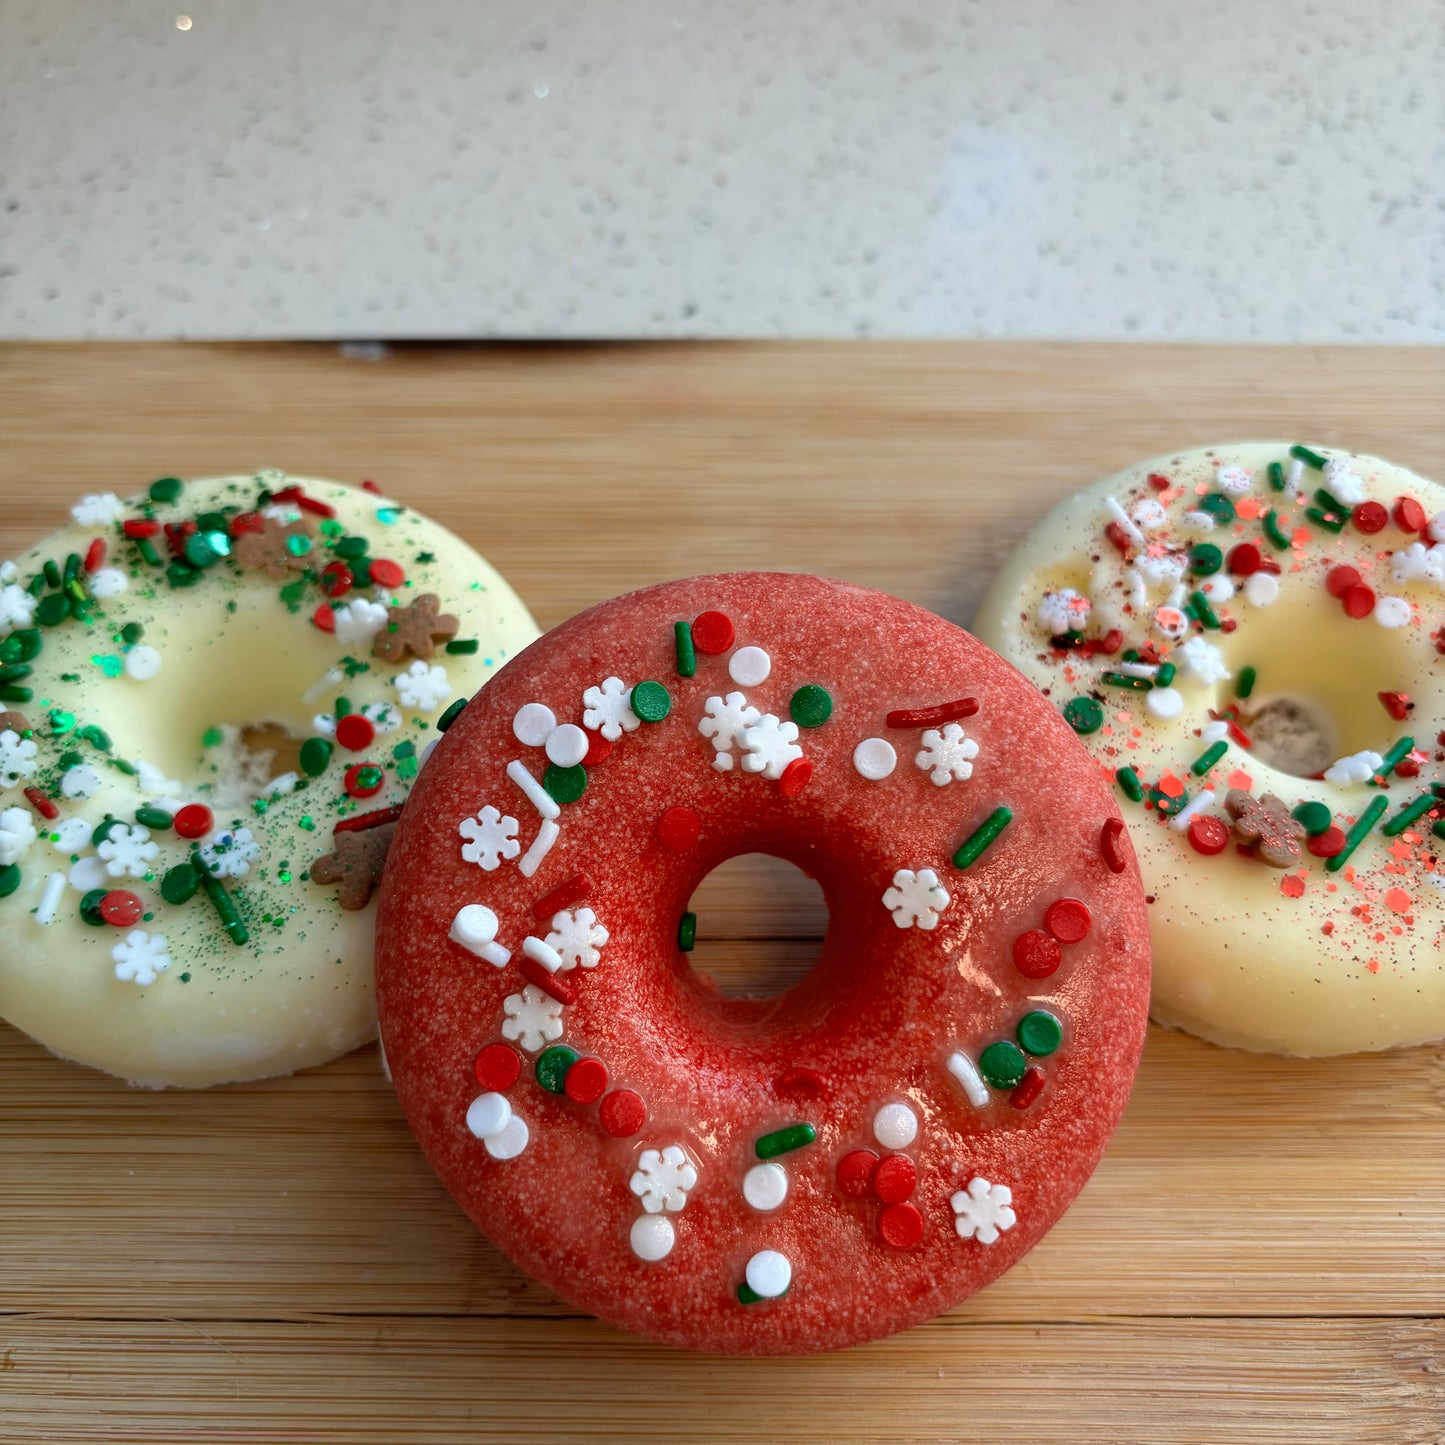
[1,341,1442,1442]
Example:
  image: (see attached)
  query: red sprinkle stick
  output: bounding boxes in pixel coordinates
[332,803,404,835]
[886,698,979,730]
[532,871,592,921]
[270,485,337,519]
[24,786,58,821]
[519,956,575,1005]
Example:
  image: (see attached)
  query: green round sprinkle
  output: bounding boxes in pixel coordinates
[1189,543,1223,576]
[1017,1010,1063,1058]
[79,888,109,927]
[184,534,219,569]
[299,737,333,776]
[535,1045,579,1094]
[376,506,402,525]
[149,476,184,504]
[285,534,312,557]
[134,806,173,830]
[543,763,587,805]
[979,1040,1027,1090]
[0,863,20,898]
[437,699,466,732]
[630,680,671,723]
[1,629,41,664]
[678,911,697,952]
[789,684,833,728]
[120,622,145,645]
[1199,493,1236,524]
[91,816,122,846]
[335,535,369,559]
[1150,785,1189,817]
[1292,801,1332,837]
[161,864,200,905]
[35,593,70,627]
[196,511,229,533]
[1063,697,1103,734]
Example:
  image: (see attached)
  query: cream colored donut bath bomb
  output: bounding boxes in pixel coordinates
[976,443,1445,1056]
[0,472,536,1086]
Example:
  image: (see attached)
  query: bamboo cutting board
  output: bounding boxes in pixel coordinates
[1,341,1442,1444]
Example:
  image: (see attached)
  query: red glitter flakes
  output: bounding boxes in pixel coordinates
[1100,816,1129,873]
[1307,826,1346,859]
[583,729,613,767]
[690,610,735,655]
[599,1089,646,1138]
[336,713,376,751]
[1188,814,1230,856]
[532,872,592,921]
[369,558,405,588]
[173,803,213,839]
[1226,543,1262,576]
[83,538,106,573]
[657,806,701,852]
[320,562,353,597]
[886,698,979,730]
[1325,565,1361,598]
[1280,875,1306,899]
[878,1202,924,1250]
[1342,584,1376,620]
[1352,500,1388,534]
[474,1042,522,1091]
[873,1154,917,1205]
[312,603,336,633]
[1378,692,1412,722]
[1013,928,1062,979]
[343,763,385,798]
[1044,897,1091,943]
[778,757,813,798]
[24,786,58,821]
[1392,495,1427,533]
[564,1056,609,1104]
[1009,1066,1047,1111]
[99,889,143,927]
[836,1149,880,1201]
[519,955,575,1004]
[1384,888,1412,915]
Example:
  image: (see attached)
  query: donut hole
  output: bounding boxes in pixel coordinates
[1237,698,1336,778]
[684,853,827,999]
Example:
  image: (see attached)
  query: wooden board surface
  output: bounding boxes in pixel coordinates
[1,341,1443,1443]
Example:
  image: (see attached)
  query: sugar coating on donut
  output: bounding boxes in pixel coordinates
[975,443,1445,1056]
[376,572,1150,1355]
[0,472,536,1086]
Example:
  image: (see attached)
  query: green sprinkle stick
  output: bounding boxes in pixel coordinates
[191,849,250,944]
[1289,444,1327,469]
[1263,510,1292,550]
[1325,796,1389,874]
[1188,591,1219,629]
[1236,665,1256,700]
[1267,460,1285,491]
[1155,661,1176,687]
[673,620,697,679]
[953,806,1012,869]
[444,638,479,655]
[755,1123,816,1159]
[1100,672,1151,691]
[1305,506,1346,533]
[1381,793,1437,838]
[1115,767,1144,802]
[1191,740,1227,776]
[1372,736,1415,783]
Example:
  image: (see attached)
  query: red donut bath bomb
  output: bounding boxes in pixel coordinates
[376,573,1151,1355]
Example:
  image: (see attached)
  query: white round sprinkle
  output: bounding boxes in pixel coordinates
[545,722,589,768]
[742,1162,789,1212]
[465,1092,511,1140]
[125,644,162,681]
[68,855,108,892]
[744,1248,792,1299]
[451,904,499,947]
[512,702,557,748]
[60,765,100,800]
[1244,572,1279,608]
[1146,687,1184,721]
[872,1101,919,1151]
[1198,574,1234,603]
[853,737,897,781]
[483,1113,529,1160]
[728,646,771,687]
[1375,595,1411,629]
[87,567,128,600]
[50,817,92,852]
[629,1212,676,1262]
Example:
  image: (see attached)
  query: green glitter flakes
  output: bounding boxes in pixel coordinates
[91,654,123,678]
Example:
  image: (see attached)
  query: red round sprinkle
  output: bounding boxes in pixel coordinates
[99,889,143,927]
[1044,897,1091,943]
[1307,825,1346,859]
[344,763,385,798]
[24,786,58,821]
[320,561,353,597]
[474,1043,522,1091]
[1188,814,1230,856]
[1378,691,1412,722]
[368,558,405,588]
[336,714,376,751]
[873,1153,917,1205]
[778,757,812,798]
[689,610,735,655]
[1393,495,1427,533]
[1226,543,1261,576]
[1013,928,1061,979]
[361,479,382,495]
[1342,583,1376,620]
[122,518,161,539]
[1009,1066,1048,1110]
[312,603,336,633]
[1395,758,1421,779]
[1100,816,1129,874]
[656,805,701,853]
[1147,472,1170,490]
[836,1149,880,1201]
[173,804,213,839]
[1353,500,1388,534]
[83,538,107,573]
[583,730,612,768]
[599,1088,646,1138]
[1325,564,1361,598]
[878,1201,924,1250]
[563,1056,609,1105]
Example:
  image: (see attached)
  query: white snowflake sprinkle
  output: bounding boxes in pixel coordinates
[1322,457,1366,505]
[1176,635,1231,686]
[544,906,609,971]
[459,805,521,870]
[1429,510,1445,545]
[1135,552,1187,590]
[0,806,37,866]
[500,984,564,1052]
[582,676,641,741]
[71,493,126,527]
[739,713,803,780]
[914,723,980,786]
[1035,587,1091,636]
[197,826,261,879]
[0,729,38,788]
[697,691,760,771]
[951,1176,1017,1245]
[112,929,171,987]
[882,867,952,930]
[1131,498,1167,530]
[1324,750,1384,788]
[1213,465,1253,497]
[629,1144,698,1214]
[1389,542,1445,587]
[394,659,452,711]
[0,585,37,631]
[97,823,160,878]
[332,598,389,648]
[60,765,100,800]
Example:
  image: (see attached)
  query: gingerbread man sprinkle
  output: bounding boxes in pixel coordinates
[234,517,314,580]
[310,823,396,910]
[372,593,459,663]
[1224,789,1306,868]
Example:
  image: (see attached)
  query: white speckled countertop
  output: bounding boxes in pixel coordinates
[1,0,1441,341]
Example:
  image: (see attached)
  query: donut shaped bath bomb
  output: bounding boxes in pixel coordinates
[0,472,536,1087]
[976,443,1445,1056]
[376,572,1150,1355]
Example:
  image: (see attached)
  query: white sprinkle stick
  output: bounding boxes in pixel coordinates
[517,818,559,879]
[946,1050,989,1108]
[1285,457,1305,495]
[303,666,345,704]
[1169,788,1218,831]
[1118,662,1159,680]
[521,935,564,974]
[1105,496,1145,545]
[506,759,561,821]
[35,870,67,926]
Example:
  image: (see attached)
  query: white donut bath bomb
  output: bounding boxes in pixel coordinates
[976,443,1445,1056]
[0,472,536,1086]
